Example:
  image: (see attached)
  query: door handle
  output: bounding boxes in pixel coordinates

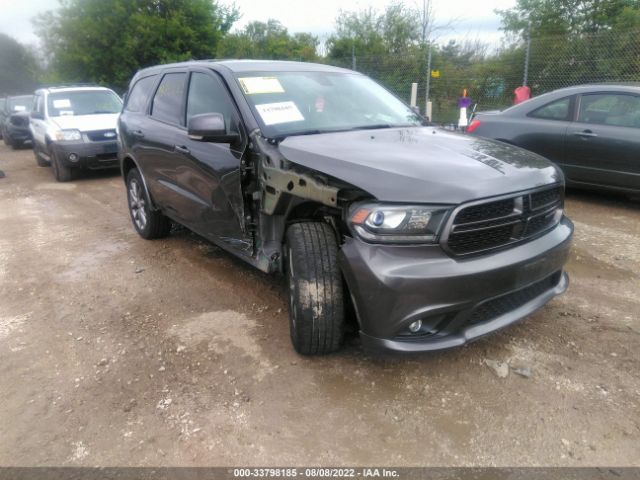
[174,145,190,155]
[573,130,598,138]
[131,130,145,138]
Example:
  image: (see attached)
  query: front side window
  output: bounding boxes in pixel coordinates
[235,71,421,137]
[151,73,187,125]
[529,97,572,121]
[186,72,237,133]
[8,95,33,113]
[46,90,122,117]
[125,75,157,113]
[578,93,640,128]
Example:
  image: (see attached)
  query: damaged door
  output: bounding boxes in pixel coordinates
[172,69,252,253]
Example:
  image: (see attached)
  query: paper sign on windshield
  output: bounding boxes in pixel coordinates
[239,77,285,95]
[255,101,304,126]
[14,105,26,112]
[53,99,72,108]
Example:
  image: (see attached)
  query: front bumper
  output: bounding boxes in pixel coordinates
[6,125,32,143]
[339,216,573,353]
[52,140,118,170]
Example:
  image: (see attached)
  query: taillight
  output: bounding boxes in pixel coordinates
[466,119,481,133]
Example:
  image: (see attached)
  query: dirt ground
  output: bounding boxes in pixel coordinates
[0,143,639,467]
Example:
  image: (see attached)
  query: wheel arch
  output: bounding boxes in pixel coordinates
[121,155,157,210]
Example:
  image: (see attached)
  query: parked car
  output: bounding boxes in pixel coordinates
[1,95,34,149]
[119,60,573,355]
[467,84,640,195]
[30,85,123,181]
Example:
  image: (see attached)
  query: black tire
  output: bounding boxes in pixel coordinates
[286,222,345,355]
[126,168,171,239]
[4,134,12,147]
[11,139,22,150]
[50,149,74,182]
[34,143,49,167]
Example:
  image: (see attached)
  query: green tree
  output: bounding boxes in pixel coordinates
[326,3,422,60]
[218,19,319,61]
[0,34,41,95]
[34,0,239,90]
[497,0,640,93]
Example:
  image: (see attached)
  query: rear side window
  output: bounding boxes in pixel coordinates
[529,97,572,121]
[578,93,640,128]
[125,75,157,113]
[151,73,187,125]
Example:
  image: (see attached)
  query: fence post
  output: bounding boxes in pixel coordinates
[352,43,356,71]
[523,22,531,86]
[425,46,432,120]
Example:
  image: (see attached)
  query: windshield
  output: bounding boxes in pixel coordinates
[47,90,122,117]
[235,71,421,137]
[8,95,33,112]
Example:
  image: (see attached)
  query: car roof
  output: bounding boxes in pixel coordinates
[546,83,640,94]
[35,86,114,95]
[6,94,33,100]
[134,59,355,78]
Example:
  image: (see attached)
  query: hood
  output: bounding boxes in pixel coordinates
[278,127,562,204]
[51,113,119,132]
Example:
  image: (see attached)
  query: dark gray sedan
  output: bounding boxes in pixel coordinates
[468,84,640,194]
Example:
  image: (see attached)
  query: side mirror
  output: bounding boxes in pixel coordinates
[30,111,44,120]
[188,113,239,144]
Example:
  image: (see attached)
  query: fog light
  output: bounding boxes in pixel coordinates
[408,320,422,333]
[68,153,79,162]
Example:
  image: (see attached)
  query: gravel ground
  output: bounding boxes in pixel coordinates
[0,143,639,466]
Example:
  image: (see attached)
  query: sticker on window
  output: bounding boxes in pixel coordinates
[13,105,26,112]
[239,77,285,95]
[255,101,304,126]
[53,99,72,109]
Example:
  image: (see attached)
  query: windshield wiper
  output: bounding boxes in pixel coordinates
[89,110,117,114]
[347,124,394,130]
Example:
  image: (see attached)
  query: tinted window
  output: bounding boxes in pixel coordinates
[125,75,157,113]
[186,72,237,132]
[530,97,571,121]
[578,93,640,128]
[151,73,187,125]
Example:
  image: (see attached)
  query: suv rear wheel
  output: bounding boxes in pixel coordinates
[126,168,172,239]
[286,222,345,355]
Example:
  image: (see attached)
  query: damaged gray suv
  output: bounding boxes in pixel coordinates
[118,60,573,355]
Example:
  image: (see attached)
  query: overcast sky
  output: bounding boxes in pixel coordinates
[0,0,516,47]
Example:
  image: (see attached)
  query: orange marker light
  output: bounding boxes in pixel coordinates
[351,208,371,224]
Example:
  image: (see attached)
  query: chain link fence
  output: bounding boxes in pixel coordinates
[325,28,640,124]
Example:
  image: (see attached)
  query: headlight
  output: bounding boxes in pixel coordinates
[349,203,451,244]
[54,129,82,141]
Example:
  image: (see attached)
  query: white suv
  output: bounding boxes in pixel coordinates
[30,86,123,181]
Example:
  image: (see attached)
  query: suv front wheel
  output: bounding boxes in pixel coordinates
[50,149,74,182]
[126,168,172,239]
[286,222,345,355]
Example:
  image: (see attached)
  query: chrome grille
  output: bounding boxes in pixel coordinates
[445,186,563,256]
